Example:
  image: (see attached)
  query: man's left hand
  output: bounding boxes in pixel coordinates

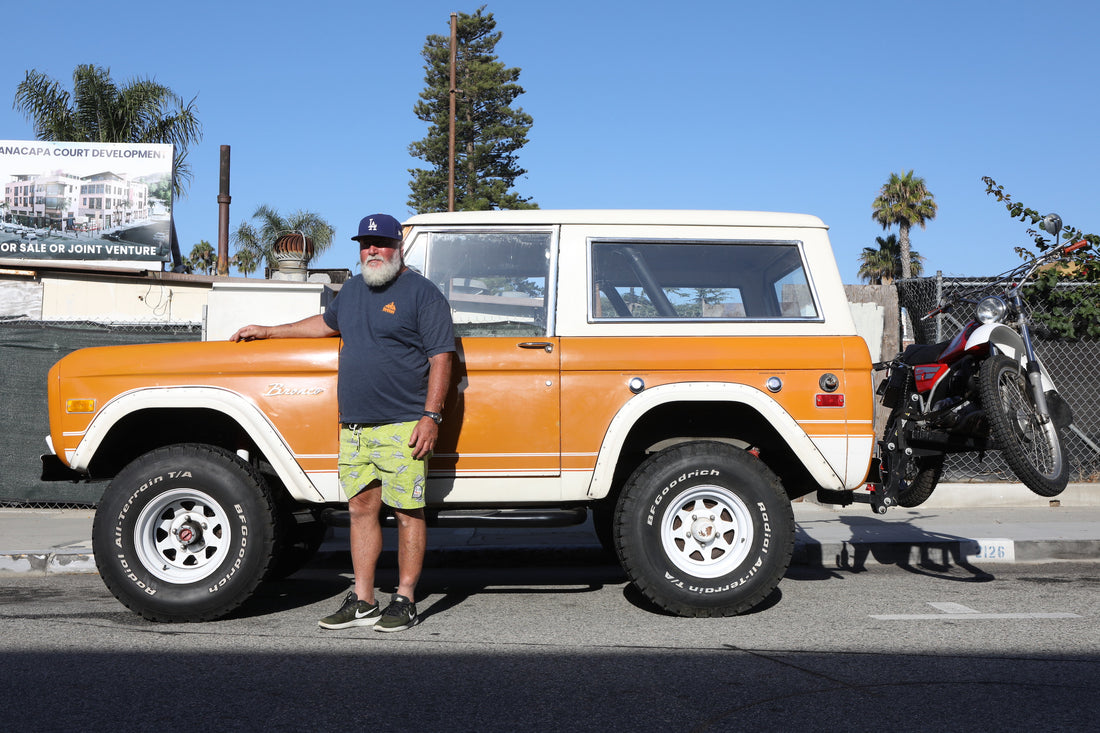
[409,417,439,460]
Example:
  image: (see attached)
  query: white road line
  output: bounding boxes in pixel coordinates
[928,602,980,614]
[871,602,1081,621]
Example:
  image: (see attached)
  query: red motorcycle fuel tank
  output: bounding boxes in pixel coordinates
[913,321,986,393]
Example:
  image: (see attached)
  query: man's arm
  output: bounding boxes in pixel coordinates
[409,351,454,460]
[230,313,338,342]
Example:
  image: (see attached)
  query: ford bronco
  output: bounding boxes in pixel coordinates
[42,210,875,620]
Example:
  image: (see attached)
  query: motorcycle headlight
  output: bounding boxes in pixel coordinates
[976,296,1007,324]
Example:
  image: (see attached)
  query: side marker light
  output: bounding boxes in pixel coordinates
[815,394,844,408]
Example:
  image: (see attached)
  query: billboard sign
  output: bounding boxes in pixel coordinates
[0,140,173,264]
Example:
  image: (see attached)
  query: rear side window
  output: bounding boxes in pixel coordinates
[590,240,819,321]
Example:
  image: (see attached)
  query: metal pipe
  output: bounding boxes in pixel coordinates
[216,145,231,276]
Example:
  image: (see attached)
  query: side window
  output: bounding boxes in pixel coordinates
[591,241,818,320]
[425,231,552,337]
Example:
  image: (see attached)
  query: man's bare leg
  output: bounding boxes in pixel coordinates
[393,507,426,601]
[348,482,383,602]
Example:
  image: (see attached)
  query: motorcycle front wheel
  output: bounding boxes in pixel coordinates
[979,355,1069,496]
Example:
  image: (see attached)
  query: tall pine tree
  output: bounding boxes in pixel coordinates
[408,7,537,212]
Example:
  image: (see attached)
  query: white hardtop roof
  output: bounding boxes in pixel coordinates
[404,209,828,229]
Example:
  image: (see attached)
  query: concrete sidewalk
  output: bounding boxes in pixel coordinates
[2,488,1098,576]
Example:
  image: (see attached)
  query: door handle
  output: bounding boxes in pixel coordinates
[518,341,554,353]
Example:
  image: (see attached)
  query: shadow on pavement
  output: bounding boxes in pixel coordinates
[793,512,996,582]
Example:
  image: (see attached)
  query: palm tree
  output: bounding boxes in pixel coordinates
[231,249,260,278]
[233,205,336,274]
[13,64,202,270]
[189,240,216,275]
[871,170,937,279]
[858,234,925,284]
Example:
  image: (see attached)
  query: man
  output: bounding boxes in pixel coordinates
[231,213,455,632]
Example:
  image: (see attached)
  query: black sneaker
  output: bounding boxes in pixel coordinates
[374,593,419,632]
[318,591,380,629]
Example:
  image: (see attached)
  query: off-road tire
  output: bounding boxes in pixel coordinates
[591,498,618,558]
[613,441,794,617]
[92,444,278,621]
[268,507,327,580]
[979,355,1069,497]
[894,454,945,508]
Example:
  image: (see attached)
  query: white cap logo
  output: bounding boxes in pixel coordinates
[368,218,378,231]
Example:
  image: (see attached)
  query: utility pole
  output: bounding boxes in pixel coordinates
[448,12,457,212]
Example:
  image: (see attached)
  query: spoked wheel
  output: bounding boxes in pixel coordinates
[979,355,1069,497]
[891,453,946,508]
[880,409,945,508]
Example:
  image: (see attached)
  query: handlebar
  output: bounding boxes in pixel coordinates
[921,304,948,320]
[921,239,1089,320]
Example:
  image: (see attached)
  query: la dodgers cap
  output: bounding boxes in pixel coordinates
[352,214,403,242]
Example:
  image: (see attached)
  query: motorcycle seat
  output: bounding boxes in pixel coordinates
[898,341,948,366]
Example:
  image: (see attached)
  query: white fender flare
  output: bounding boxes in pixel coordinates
[67,386,325,503]
[586,382,852,499]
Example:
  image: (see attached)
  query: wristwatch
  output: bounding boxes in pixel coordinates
[422,410,443,425]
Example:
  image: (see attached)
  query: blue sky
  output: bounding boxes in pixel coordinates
[2,0,1097,280]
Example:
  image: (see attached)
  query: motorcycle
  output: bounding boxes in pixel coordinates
[870,214,1087,514]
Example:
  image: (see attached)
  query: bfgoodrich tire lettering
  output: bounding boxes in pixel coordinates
[614,441,794,617]
[92,444,277,622]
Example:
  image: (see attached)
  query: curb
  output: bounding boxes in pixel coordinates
[5,537,1098,578]
[792,538,1100,569]
[0,551,97,576]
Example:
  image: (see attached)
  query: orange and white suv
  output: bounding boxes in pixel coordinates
[42,210,875,621]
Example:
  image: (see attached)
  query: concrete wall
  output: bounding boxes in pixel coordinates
[40,272,210,323]
[204,281,336,341]
[1,270,337,336]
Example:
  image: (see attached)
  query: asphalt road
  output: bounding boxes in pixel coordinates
[2,557,1097,732]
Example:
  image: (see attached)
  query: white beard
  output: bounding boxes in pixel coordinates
[360,255,402,287]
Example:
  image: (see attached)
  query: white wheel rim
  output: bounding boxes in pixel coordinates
[998,370,1064,480]
[133,488,232,584]
[659,484,755,578]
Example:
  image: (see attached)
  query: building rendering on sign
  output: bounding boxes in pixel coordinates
[0,141,172,265]
[3,169,150,232]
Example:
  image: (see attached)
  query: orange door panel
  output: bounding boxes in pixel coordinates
[434,337,561,477]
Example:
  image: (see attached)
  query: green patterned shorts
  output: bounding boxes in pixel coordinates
[338,422,427,509]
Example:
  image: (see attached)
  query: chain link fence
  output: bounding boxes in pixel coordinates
[895,275,1100,483]
[0,318,201,509]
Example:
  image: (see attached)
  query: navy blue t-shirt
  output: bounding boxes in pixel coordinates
[323,269,455,424]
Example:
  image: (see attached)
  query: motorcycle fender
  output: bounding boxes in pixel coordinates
[966,323,1057,392]
[965,323,1022,360]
